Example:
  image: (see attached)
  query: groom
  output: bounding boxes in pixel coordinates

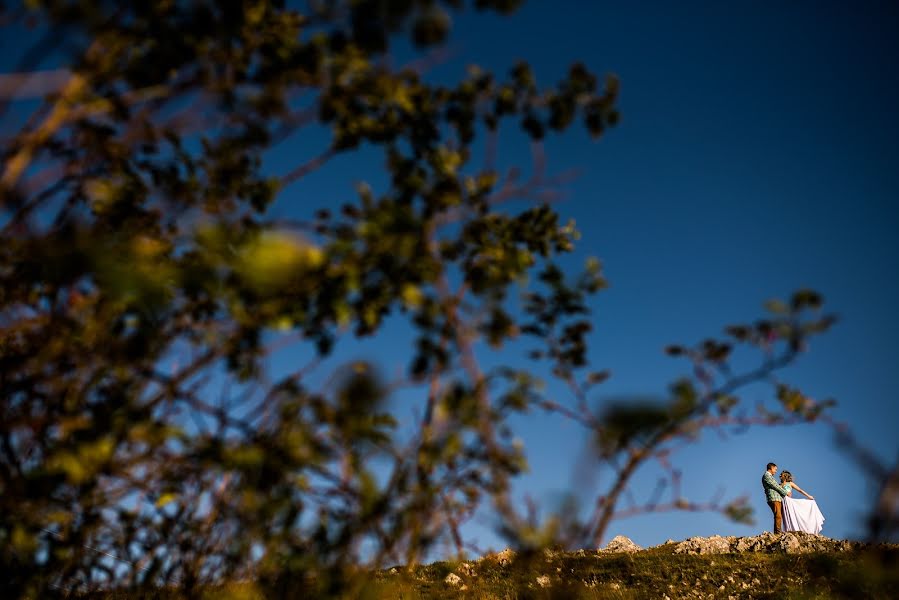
[762,462,792,533]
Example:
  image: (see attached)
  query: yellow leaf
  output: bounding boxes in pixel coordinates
[81,436,115,463]
[58,415,92,436]
[155,493,178,509]
[224,445,265,468]
[352,361,370,374]
[335,301,351,327]
[273,316,293,331]
[435,147,463,176]
[400,283,423,308]
[385,80,415,112]
[47,510,73,527]
[84,178,119,213]
[237,231,324,291]
[48,451,87,484]
[12,526,37,554]
[208,582,266,600]
[246,2,266,26]
[132,235,168,258]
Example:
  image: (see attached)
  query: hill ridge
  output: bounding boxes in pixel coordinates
[376,532,899,599]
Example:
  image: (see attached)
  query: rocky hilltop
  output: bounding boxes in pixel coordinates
[598,531,863,555]
[377,533,898,599]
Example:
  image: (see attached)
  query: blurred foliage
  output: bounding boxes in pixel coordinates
[0,1,869,598]
[0,1,617,596]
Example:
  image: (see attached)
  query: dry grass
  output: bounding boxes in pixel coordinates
[73,544,899,599]
[365,545,899,599]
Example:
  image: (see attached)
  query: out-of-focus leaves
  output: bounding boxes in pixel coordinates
[236,231,324,292]
[595,398,671,457]
[791,289,823,311]
[777,384,808,413]
[586,370,611,386]
[724,325,751,341]
[669,379,697,420]
[714,393,738,416]
[0,0,622,592]
[764,299,789,315]
[701,339,731,363]
[46,436,115,485]
[723,498,754,525]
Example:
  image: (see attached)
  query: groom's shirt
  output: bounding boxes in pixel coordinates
[762,472,790,503]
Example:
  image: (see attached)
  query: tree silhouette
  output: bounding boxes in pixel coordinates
[0,2,849,598]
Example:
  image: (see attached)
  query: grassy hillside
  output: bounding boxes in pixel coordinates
[70,534,899,599]
[369,543,898,599]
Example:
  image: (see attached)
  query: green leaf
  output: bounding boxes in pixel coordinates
[764,299,789,315]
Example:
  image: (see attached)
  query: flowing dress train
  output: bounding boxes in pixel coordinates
[782,494,825,534]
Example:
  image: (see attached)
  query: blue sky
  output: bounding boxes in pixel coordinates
[458,0,899,548]
[278,0,899,551]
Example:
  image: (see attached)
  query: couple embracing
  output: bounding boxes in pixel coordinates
[762,462,825,534]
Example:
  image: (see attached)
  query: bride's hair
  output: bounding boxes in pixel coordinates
[780,471,793,483]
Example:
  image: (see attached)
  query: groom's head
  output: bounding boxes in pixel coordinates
[766,462,777,474]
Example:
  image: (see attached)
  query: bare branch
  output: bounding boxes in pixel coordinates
[0,69,73,100]
[280,147,337,187]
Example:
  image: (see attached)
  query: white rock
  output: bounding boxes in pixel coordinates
[490,547,516,566]
[444,573,463,587]
[599,535,643,553]
[674,535,732,555]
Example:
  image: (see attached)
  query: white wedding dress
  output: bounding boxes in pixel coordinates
[782,484,825,534]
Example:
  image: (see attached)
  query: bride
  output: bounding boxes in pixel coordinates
[780,471,825,534]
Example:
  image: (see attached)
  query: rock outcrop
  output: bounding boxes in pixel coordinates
[599,535,643,553]
[672,531,862,555]
[484,547,517,566]
[673,534,735,555]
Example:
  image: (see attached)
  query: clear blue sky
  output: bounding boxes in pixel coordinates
[273,0,899,551]
[467,0,899,549]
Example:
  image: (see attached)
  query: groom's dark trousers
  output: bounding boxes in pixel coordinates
[767,500,783,534]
